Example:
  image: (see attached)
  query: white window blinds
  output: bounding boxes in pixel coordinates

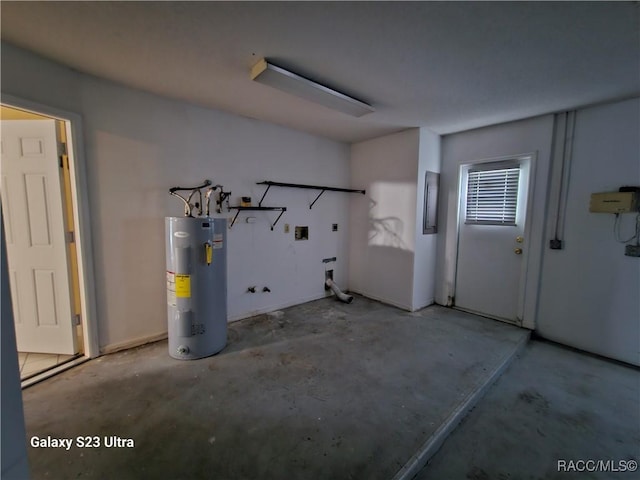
[465,167,520,225]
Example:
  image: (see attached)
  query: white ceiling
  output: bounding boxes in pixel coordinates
[1,1,638,143]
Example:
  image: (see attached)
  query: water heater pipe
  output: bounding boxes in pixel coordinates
[187,189,203,217]
[169,179,213,217]
[325,278,353,304]
[170,191,192,216]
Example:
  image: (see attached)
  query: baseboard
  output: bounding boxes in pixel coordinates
[100,294,334,353]
[531,333,640,369]
[98,291,415,353]
[100,331,168,355]
[22,356,90,389]
[348,288,413,312]
[227,292,331,323]
[412,298,435,312]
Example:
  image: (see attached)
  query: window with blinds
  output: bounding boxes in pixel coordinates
[465,166,520,225]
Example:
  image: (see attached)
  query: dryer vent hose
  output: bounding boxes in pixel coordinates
[325,279,353,304]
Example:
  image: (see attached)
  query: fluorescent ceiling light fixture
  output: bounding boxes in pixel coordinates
[251,58,374,117]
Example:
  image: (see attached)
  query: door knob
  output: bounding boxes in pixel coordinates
[516,236,524,243]
[514,248,523,255]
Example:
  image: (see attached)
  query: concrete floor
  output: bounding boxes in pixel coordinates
[22,297,638,480]
[415,339,640,480]
[23,296,528,480]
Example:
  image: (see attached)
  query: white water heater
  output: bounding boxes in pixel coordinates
[165,217,227,359]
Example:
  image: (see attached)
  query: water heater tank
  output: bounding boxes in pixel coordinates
[165,217,227,359]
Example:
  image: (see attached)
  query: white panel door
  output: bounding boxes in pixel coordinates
[455,157,531,324]
[0,119,77,354]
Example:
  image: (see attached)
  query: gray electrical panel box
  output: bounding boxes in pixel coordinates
[423,171,439,234]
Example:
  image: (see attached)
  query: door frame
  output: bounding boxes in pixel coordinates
[453,152,538,325]
[2,94,99,358]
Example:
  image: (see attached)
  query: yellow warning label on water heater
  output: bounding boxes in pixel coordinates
[175,274,191,298]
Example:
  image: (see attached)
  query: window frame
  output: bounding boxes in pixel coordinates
[464,160,521,227]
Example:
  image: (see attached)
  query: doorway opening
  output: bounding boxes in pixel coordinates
[1,99,97,386]
[454,154,534,325]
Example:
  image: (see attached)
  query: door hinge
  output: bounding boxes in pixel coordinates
[73,314,81,326]
[59,143,68,168]
[67,231,75,243]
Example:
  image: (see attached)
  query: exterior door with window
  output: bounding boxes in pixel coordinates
[455,157,531,324]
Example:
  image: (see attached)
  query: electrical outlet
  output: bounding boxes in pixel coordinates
[295,226,309,240]
[549,239,563,250]
[625,245,640,257]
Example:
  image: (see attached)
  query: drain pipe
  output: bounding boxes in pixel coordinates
[325,278,353,304]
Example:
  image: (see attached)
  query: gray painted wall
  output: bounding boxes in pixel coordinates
[2,41,637,364]
[349,128,440,311]
[437,114,554,328]
[536,99,640,365]
[349,129,420,310]
[1,43,350,352]
[413,128,441,310]
[438,98,639,365]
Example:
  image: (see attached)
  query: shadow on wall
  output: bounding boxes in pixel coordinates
[367,198,409,251]
[369,217,408,249]
[350,180,418,308]
[366,181,416,253]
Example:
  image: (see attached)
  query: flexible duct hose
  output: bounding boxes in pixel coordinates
[325,279,354,304]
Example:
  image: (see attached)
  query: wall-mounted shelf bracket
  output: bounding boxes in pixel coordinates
[256,181,366,209]
[228,206,287,230]
[217,190,232,213]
